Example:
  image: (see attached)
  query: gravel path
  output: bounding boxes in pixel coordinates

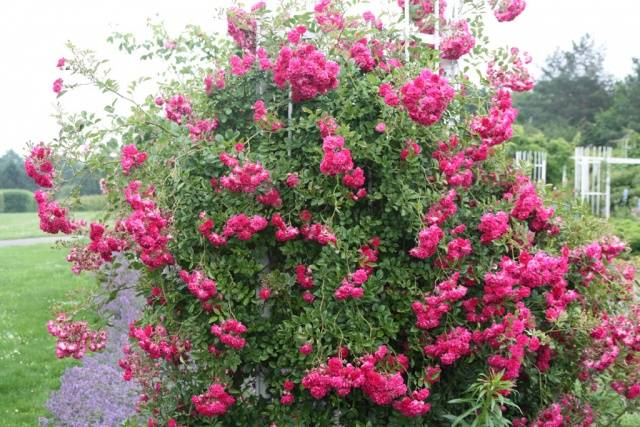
[0,236,72,248]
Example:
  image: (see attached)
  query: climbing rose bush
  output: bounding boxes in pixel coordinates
[34,0,640,425]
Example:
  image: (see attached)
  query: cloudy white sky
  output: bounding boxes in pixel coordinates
[1,0,638,156]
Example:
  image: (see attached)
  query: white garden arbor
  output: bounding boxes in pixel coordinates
[574,146,640,218]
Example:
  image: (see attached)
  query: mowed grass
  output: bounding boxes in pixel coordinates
[0,244,96,426]
[0,211,104,240]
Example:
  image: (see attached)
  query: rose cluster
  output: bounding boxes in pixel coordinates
[129,323,190,363]
[192,383,236,417]
[118,344,162,387]
[401,69,455,127]
[477,211,509,244]
[487,47,535,92]
[470,89,518,147]
[122,181,174,269]
[162,94,192,124]
[490,0,527,22]
[412,272,467,329]
[302,346,431,417]
[219,155,270,193]
[34,190,82,234]
[230,50,255,76]
[273,43,340,102]
[187,118,219,141]
[521,394,594,427]
[24,143,55,187]
[508,176,557,233]
[580,307,640,399]
[179,269,218,303]
[300,221,337,246]
[24,146,83,235]
[440,20,475,60]
[86,222,128,263]
[314,0,345,32]
[210,319,248,350]
[227,6,257,51]
[271,213,300,242]
[121,144,148,175]
[409,224,444,259]
[47,313,107,359]
[218,153,283,207]
[350,38,377,72]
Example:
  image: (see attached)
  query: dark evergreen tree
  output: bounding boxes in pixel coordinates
[514,34,612,144]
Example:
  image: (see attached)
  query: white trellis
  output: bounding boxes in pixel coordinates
[574,146,640,218]
[515,151,547,184]
[574,146,612,218]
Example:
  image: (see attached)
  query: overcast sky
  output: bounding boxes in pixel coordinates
[1,0,638,156]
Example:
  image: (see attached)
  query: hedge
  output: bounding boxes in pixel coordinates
[0,189,106,213]
[0,189,37,213]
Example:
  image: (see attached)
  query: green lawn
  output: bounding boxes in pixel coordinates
[0,244,96,426]
[0,211,104,240]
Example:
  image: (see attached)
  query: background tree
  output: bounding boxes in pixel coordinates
[514,34,612,145]
[0,150,35,190]
[593,58,640,144]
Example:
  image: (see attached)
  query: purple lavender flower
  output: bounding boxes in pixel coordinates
[42,255,143,427]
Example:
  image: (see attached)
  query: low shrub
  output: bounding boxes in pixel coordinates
[0,189,37,212]
[610,217,640,254]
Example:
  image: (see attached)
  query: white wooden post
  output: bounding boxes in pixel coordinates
[287,89,293,143]
[580,148,589,203]
[573,146,629,217]
[605,147,612,218]
[440,0,461,76]
[404,0,410,62]
[574,147,582,196]
[591,147,602,215]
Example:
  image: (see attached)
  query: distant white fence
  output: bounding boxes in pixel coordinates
[574,146,640,218]
[574,146,611,218]
[515,151,547,184]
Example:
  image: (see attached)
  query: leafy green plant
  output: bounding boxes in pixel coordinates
[446,373,520,427]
